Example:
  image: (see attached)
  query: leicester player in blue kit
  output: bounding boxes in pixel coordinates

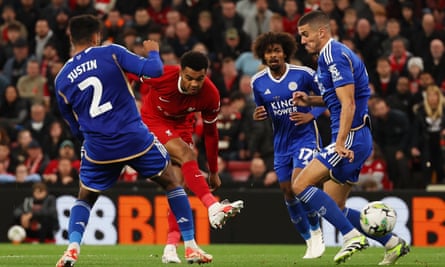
[293,11,410,264]
[54,15,212,267]
[251,32,326,259]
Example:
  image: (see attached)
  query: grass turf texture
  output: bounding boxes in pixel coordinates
[0,244,442,266]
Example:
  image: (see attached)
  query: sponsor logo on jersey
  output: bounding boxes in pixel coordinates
[329,64,343,82]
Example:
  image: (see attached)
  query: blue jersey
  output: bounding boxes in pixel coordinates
[251,63,325,157]
[316,39,371,135]
[55,44,163,163]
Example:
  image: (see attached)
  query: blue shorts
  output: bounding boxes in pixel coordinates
[275,143,317,183]
[80,139,170,191]
[315,126,372,184]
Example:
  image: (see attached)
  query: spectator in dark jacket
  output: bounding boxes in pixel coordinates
[13,182,59,243]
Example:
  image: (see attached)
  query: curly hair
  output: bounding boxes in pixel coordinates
[180,51,209,71]
[252,32,297,65]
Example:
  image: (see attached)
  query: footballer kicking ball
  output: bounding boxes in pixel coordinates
[360,201,397,237]
[7,225,26,243]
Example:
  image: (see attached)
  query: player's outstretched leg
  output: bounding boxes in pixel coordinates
[378,235,410,265]
[343,207,410,265]
[181,161,244,229]
[297,186,369,264]
[208,199,244,229]
[334,233,369,264]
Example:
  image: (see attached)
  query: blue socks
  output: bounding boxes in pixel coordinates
[166,187,195,241]
[297,186,354,235]
[68,200,91,244]
[286,198,311,240]
[306,209,321,231]
[343,207,392,244]
[68,187,195,244]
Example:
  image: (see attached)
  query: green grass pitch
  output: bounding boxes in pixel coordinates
[0,244,442,266]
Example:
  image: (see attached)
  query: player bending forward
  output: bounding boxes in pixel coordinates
[138,51,244,263]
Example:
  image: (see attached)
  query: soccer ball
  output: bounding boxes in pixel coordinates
[360,201,397,237]
[7,225,26,243]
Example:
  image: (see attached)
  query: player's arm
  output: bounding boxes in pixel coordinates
[112,42,163,78]
[335,83,355,161]
[202,84,222,189]
[203,118,220,190]
[252,81,268,121]
[253,106,268,120]
[56,91,84,142]
[293,92,325,106]
[309,106,327,119]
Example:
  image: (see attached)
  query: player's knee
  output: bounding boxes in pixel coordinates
[291,181,305,195]
[173,148,196,165]
[280,185,294,199]
[157,168,182,190]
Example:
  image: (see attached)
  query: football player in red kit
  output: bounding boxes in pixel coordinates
[138,51,244,263]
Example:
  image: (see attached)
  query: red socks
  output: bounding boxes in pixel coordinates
[181,160,217,208]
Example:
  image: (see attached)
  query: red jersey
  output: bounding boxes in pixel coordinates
[140,65,220,123]
[140,65,220,172]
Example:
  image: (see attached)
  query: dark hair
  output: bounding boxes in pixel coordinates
[180,51,209,71]
[298,10,330,28]
[253,32,297,64]
[68,15,102,45]
[32,181,48,192]
[7,21,21,31]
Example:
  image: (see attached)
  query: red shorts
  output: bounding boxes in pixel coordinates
[143,115,195,145]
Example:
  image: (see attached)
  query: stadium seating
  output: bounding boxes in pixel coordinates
[226,160,251,182]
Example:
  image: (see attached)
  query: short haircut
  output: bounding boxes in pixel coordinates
[298,10,330,28]
[32,181,48,192]
[7,21,21,31]
[253,32,297,64]
[69,15,101,45]
[180,51,209,71]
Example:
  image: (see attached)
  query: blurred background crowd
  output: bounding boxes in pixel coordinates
[0,0,444,192]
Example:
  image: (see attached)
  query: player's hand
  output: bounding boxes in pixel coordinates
[143,40,159,53]
[21,213,32,229]
[293,91,309,106]
[208,172,221,191]
[335,145,354,162]
[253,106,268,120]
[290,112,314,125]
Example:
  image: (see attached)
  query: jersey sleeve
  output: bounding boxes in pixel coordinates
[203,120,219,173]
[251,79,264,106]
[111,44,163,78]
[328,50,355,89]
[201,79,220,173]
[201,78,221,123]
[308,69,321,96]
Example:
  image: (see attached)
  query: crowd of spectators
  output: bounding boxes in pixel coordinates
[0,0,444,191]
